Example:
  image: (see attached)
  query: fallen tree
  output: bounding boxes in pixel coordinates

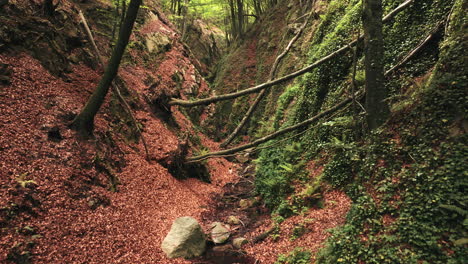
[220,10,313,148]
[186,92,360,162]
[169,0,414,108]
[186,18,440,162]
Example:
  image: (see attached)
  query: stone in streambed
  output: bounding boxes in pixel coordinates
[161,217,206,259]
[232,237,248,249]
[211,222,230,244]
[227,215,241,225]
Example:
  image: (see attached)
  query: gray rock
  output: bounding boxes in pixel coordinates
[239,199,254,209]
[145,32,171,53]
[232,237,248,249]
[161,217,206,259]
[211,222,230,244]
[226,215,241,225]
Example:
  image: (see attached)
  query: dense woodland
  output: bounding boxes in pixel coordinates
[0,0,466,263]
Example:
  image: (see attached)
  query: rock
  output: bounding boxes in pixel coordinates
[161,217,206,259]
[145,32,171,53]
[232,237,248,249]
[226,216,241,225]
[239,199,254,210]
[211,222,230,244]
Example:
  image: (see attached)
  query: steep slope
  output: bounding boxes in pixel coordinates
[0,1,238,263]
[204,0,467,262]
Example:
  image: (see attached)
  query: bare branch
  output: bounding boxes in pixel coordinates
[169,0,414,108]
[220,11,313,148]
[385,20,443,75]
[187,93,360,163]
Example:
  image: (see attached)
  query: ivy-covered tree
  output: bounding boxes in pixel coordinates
[362,0,389,129]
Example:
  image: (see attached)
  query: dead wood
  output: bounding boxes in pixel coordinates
[385,20,444,75]
[168,0,415,108]
[187,92,361,163]
[220,10,313,148]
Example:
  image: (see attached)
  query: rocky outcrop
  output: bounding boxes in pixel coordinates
[161,217,206,259]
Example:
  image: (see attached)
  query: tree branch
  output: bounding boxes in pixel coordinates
[169,0,414,108]
[79,9,150,160]
[220,11,313,148]
[186,92,361,163]
[385,20,443,75]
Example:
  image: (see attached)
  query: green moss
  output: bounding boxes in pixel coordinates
[250,0,464,262]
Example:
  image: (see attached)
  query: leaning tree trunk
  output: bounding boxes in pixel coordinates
[362,0,389,129]
[43,0,55,16]
[71,0,141,135]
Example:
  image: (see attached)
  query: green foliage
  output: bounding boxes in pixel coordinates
[252,0,465,262]
[316,2,467,262]
[275,247,312,264]
[15,173,36,189]
[255,141,305,211]
[290,222,309,241]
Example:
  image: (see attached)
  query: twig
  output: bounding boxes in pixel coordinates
[79,9,150,161]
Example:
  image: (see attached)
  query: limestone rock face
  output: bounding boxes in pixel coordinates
[211,222,230,244]
[161,217,206,259]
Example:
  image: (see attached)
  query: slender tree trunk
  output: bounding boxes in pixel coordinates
[168,0,413,108]
[221,12,312,147]
[237,0,244,39]
[44,0,55,16]
[71,0,142,135]
[180,0,190,40]
[229,0,238,39]
[363,0,389,129]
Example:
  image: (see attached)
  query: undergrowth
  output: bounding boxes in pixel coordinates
[252,0,465,262]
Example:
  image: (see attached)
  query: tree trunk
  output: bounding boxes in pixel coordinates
[229,0,238,39]
[71,0,142,135]
[363,0,389,129]
[169,0,414,108]
[237,0,244,39]
[43,0,55,16]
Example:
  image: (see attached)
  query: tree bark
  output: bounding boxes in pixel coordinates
[169,0,414,108]
[187,93,360,162]
[71,0,141,135]
[220,11,312,148]
[43,0,55,16]
[363,0,389,129]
